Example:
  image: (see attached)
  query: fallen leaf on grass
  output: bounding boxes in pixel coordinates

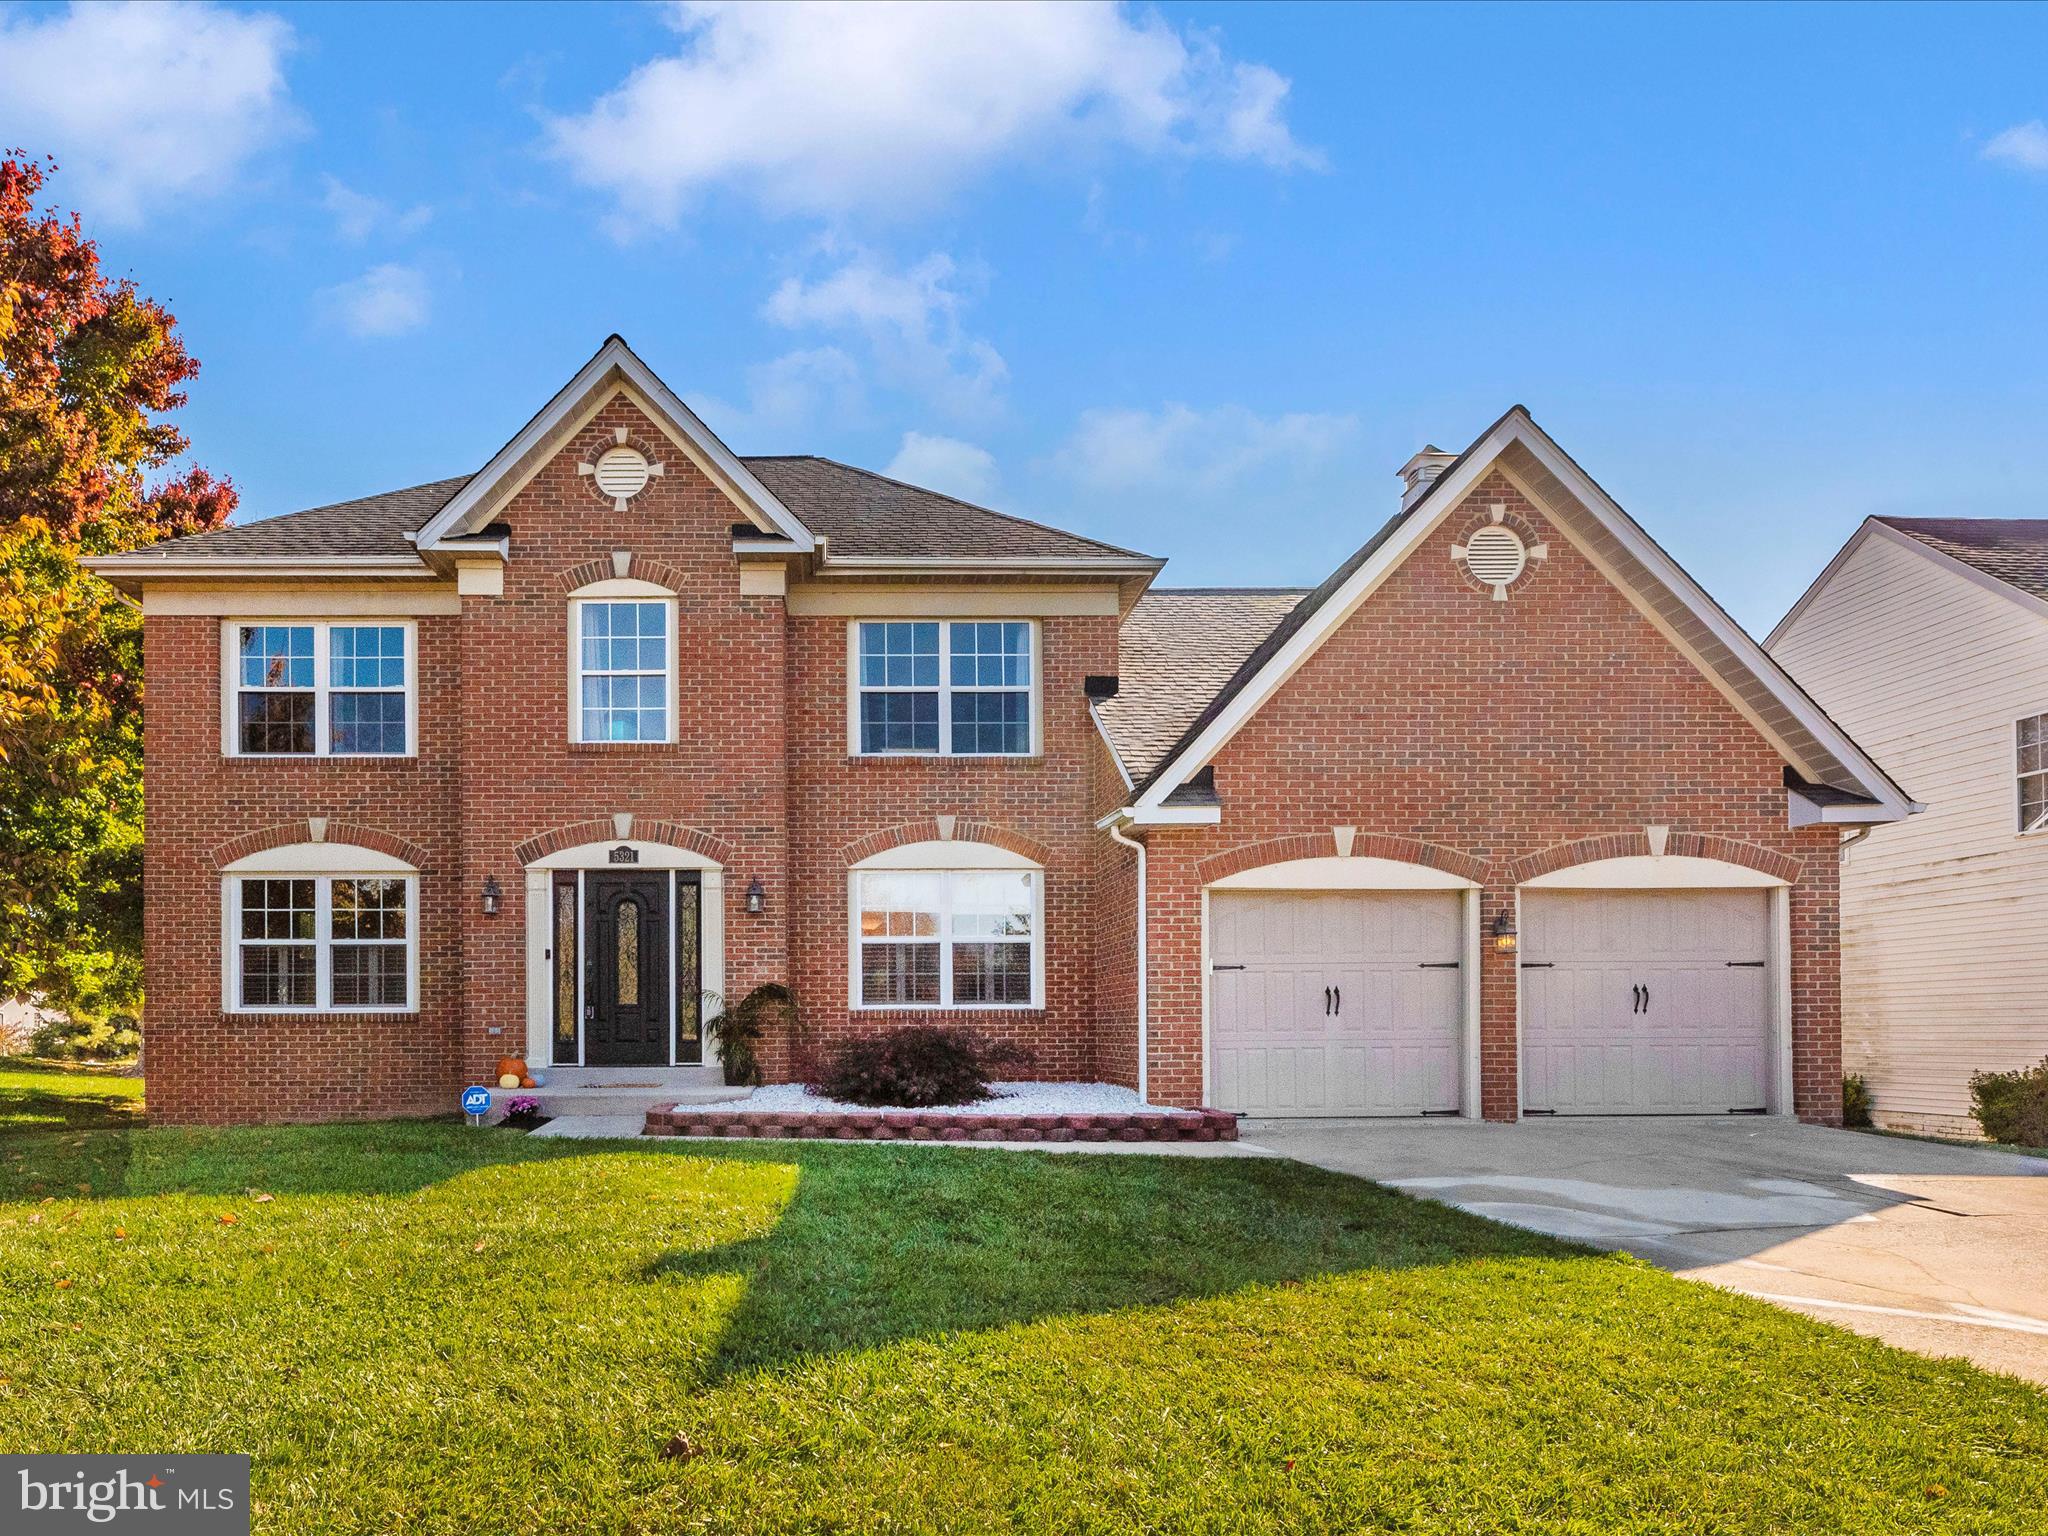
[659,1433,702,1462]
[218,1213,238,1226]
[472,1239,488,1254]
[52,1279,71,1290]
[249,1191,274,1204]
[112,1227,127,1241]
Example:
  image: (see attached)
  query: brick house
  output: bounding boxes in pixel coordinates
[89,338,1910,1126]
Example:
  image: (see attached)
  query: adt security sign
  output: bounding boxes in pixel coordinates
[461,1085,492,1123]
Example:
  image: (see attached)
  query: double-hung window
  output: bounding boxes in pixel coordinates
[230,621,412,756]
[2020,713,2048,832]
[854,620,1034,755]
[854,866,1039,1008]
[573,598,675,743]
[229,871,416,1012]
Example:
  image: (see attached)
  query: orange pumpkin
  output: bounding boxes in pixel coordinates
[496,1056,527,1081]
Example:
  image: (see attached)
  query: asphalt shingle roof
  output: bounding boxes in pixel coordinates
[115,477,470,561]
[1097,588,1310,785]
[1878,517,2048,604]
[121,458,1149,566]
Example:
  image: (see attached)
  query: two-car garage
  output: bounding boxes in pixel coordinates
[1206,858,1787,1120]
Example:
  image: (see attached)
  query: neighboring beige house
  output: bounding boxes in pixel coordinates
[1770,516,2048,1134]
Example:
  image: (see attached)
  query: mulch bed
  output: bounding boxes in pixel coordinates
[643,1107,1239,1143]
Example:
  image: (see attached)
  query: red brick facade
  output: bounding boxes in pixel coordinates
[1128,471,1843,1124]
[140,412,1848,1127]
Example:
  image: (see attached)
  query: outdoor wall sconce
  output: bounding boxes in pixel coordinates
[1491,908,1517,954]
[745,878,766,915]
[481,876,502,917]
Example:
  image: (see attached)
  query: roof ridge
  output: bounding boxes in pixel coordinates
[1146,585,1310,596]
[772,453,1153,561]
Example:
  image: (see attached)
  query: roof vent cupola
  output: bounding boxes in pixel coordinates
[1398,445,1459,512]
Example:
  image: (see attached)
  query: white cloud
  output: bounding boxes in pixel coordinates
[320,175,433,243]
[546,1,1319,233]
[1051,403,1357,493]
[1983,120,2048,173]
[885,432,998,503]
[0,2,295,225]
[766,250,1007,420]
[318,264,431,339]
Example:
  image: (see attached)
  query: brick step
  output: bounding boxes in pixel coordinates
[643,1107,1239,1143]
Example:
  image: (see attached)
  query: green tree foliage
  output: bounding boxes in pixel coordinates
[0,153,235,1040]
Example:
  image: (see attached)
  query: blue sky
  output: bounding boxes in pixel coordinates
[5,0,2047,634]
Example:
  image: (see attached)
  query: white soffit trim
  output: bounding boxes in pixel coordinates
[223,842,417,874]
[854,840,1041,870]
[1521,854,1786,890]
[1132,407,1913,821]
[1209,855,1477,891]
[415,337,814,554]
[1090,701,1135,792]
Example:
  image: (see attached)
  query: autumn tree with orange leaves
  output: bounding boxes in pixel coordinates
[1,153,235,1043]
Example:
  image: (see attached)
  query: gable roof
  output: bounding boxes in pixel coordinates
[1121,406,1913,824]
[1766,516,2048,653]
[1098,588,1309,783]
[1878,517,2048,602]
[84,335,1157,585]
[416,334,813,553]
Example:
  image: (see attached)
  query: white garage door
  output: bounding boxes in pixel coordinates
[1522,889,1771,1115]
[1210,890,1462,1116]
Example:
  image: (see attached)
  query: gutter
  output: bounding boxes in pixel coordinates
[1104,816,1149,1104]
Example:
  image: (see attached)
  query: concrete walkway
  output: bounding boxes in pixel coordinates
[1243,1114,2048,1385]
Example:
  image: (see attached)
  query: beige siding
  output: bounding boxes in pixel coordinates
[1771,531,2048,1133]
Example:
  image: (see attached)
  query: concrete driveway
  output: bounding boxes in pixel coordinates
[1241,1115,2048,1385]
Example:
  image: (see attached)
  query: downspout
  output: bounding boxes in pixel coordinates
[1106,819,1148,1104]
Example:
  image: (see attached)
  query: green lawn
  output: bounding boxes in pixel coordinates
[1,1096,2044,1532]
[0,1057,144,1132]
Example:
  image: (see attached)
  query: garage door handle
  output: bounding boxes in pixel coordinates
[1211,964,1246,971]
[1323,986,1332,1016]
[1631,984,1643,1014]
[1642,984,1650,1013]
[1418,961,1461,969]
[1333,987,1340,1016]
[1726,960,1766,968]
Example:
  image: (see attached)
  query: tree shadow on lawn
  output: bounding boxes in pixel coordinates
[636,1143,1578,1385]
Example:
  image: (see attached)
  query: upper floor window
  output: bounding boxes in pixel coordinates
[2020,714,2048,832]
[229,621,412,757]
[853,620,1035,756]
[573,597,675,743]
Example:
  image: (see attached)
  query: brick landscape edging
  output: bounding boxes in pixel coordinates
[643,1107,1240,1143]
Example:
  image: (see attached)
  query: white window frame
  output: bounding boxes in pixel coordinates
[846,619,1040,758]
[847,842,1044,1011]
[567,582,679,745]
[219,845,420,1014]
[220,619,417,759]
[2017,711,2048,835]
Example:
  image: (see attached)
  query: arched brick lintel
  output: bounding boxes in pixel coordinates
[556,553,690,594]
[513,819,733,868]
[840,818,1054,868]
[1509,831,1803,886]
[1197,832,1490,887]
[211,820,433,872]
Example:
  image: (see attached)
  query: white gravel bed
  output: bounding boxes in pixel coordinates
[680,1080,1196,1117]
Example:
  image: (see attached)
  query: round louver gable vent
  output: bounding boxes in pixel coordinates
[1463,525,1527,587]
[594,446,652,503]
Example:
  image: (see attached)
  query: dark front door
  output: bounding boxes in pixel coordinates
[584,872,671,1066]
